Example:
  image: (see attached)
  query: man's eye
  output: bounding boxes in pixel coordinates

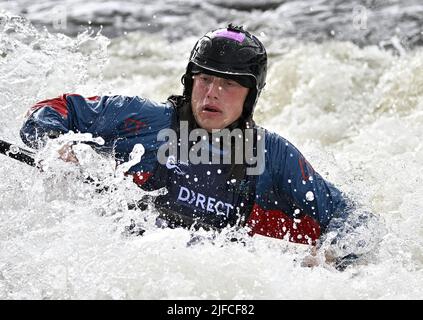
[224,80,237,87]
[199,75,211,82]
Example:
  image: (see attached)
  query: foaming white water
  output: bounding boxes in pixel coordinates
[0,14,110,142]
[1,14,423,299]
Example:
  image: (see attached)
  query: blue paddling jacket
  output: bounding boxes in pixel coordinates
[20,93,349,246]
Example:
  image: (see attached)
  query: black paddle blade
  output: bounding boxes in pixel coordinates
[0,139,37,167]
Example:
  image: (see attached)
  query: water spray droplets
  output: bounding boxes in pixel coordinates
[305,191,315,202]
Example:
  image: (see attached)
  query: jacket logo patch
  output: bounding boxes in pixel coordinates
[177,186,234,216]
[123,117,147,133]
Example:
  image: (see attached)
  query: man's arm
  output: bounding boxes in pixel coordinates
[249,131,383,270]
[274,138,348,236]
[246,131,347,245]
[273,137,384,269]
[20,94,175,187]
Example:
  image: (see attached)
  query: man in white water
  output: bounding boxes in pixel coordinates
[20,24,372,270]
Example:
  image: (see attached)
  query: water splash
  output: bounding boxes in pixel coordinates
[1,10,423,299]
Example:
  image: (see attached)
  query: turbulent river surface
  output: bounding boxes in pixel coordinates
[1,0,423,299]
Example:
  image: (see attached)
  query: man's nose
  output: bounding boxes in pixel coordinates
[205,78,221,98]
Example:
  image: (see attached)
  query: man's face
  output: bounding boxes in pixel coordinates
[191,73,249,132]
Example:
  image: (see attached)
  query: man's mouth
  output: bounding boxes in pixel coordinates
[202,105,221,113]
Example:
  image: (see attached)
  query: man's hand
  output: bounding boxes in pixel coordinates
[58,143,79,163]
[301,247,337,268]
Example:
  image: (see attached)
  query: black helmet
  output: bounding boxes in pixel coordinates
[182,24,267,118]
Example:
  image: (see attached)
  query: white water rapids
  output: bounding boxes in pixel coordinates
[1,3,423,299]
